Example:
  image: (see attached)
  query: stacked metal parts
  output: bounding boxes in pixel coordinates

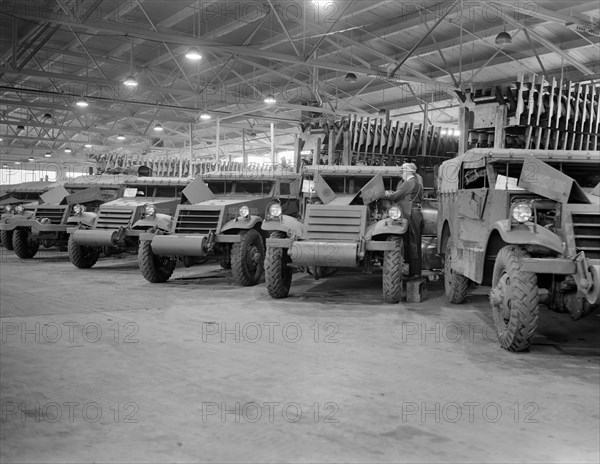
[460,74,599,151]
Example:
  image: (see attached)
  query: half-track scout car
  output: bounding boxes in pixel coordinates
[437,148,600,352]
[68,176,193,269]
[138,170,300,285]
[0,181,56,250]
[263,165,441,303]
[0,178,123,259]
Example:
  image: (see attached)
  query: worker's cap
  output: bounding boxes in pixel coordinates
[400,162,417,172]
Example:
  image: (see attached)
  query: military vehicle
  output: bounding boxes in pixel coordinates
[0,181,56,250]
[0,177,125,259]
[67,176,193,269]
[262,165,442,303]
[138,170,300,285]
[437,148,600,351]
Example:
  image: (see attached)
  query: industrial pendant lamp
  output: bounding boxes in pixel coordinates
[124,37,138,87]
[264,94,276,104]
[345,72,357,82]
[76,97,89,108]
[495,23,512,46]
[185,47,202,60]
[200,111,211,120]
[153,123,163,131]
[117,134,126,140]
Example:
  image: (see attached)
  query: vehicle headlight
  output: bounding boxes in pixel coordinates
[268,203,282,219]
[511,202,532,223]
[144,204,156,217]
[238,205,250,218]
[388,206,402,220]
[3,205,12,213]
[15,205,25,214]
[73,204,86,215]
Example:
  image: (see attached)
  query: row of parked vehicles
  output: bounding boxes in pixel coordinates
[2,148,599,352]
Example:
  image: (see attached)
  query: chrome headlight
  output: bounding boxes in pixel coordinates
[268,203,282,219]
[15,205,25,214]
[388,206,402,220]
[144,204,156,218]
[3,205,12,213]
[511,202,532,223]
[73,204,86,215]
[238,205,250,219]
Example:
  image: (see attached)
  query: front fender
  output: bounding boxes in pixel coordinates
[365,218,409,240]
[221,215,262,233]
[262,215,304,237]
[132,213,172,232]
[66,211,97,228]
[493,219,563,254]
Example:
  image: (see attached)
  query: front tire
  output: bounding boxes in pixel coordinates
[1,230,14,250]
[231,229,265,286]
[68,234,100,268]
[383,236,403,304]
[13,228,39,259]
[138,240,176,283]
[265,232,293,299]
[444,240,469,304]
[490,246,539,352]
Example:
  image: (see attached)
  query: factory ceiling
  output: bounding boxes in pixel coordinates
[0,0,598,164]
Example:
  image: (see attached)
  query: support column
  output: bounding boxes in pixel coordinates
[242,128,247,165]
[270,122,275,168]
[189,122,194,178]
[216,118,220,164]
[422,102,429,158]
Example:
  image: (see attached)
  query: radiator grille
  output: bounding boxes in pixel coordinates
[34,207,66,225]
[305,206,365,242]
[95,208,134,230]
[175,209,221,234]
[572,213,600,260]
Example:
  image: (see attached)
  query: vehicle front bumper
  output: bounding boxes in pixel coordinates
[0,218,66,233]
[266,238,398,268]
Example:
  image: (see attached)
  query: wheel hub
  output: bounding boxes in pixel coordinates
[492,273,512,322]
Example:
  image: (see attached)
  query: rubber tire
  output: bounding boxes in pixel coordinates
[265,232,293,299]
[13,228,39,259]
[444,240,469,304]
[1,230,14,250]
[491,246,539,352]
[138,240,176,283]
[68,234,100,269]
[231,229,265,286]
[383,236,403,304]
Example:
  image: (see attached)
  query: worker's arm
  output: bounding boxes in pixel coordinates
[388,178,415,201]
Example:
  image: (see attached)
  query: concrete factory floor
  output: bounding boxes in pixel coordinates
[0,246,599,464]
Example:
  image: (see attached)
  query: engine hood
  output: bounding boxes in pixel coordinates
[101,197,178,207]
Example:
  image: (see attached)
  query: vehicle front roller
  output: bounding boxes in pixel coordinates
[68,234,100,269]
[383,236,403,304]
[13,228,39,259]
[1,230,14,250]
[138,239,176,283]
[265,232,293,299]
[231,229,265,286]
[444,239,470,304]
[490,245,539,352]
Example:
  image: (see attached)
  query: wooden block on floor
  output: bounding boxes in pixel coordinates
[406,278,426,303]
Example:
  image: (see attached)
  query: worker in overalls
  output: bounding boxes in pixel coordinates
[384,163,423,278]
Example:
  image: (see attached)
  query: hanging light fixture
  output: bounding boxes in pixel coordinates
[117,134,126,140]
[185,47,202,60]
[16,125,25,133]
[44,152,52,158]
[43,112,53,120]
[153,123,163,131]
[124,36,138,87]
[76,97,89,108]
[28,156,35,162]
[84,143,93,148]
[264,94,276,104]
[495,23,512,46]
[345,72,357,82]
[64,147,72,153]
[15,161,21,165]
[200,112,211,120]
